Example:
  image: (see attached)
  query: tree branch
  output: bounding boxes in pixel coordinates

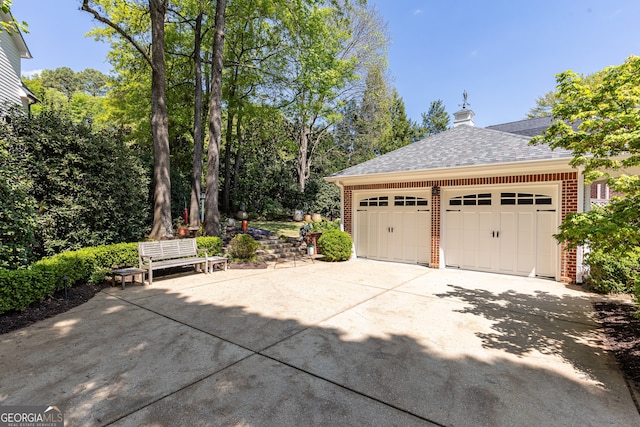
[81,0,155,72]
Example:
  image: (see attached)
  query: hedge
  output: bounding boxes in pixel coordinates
[0,237,223,314]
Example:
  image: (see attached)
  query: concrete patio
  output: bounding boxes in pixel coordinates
[0,259,637,426]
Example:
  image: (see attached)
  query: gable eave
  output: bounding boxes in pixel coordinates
[1,9,31,59]
[325,157,577,186]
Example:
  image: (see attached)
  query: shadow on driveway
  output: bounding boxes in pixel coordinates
[0,263,636,426]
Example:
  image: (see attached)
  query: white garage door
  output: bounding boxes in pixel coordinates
[356,194,431,265]
[444,188,558,278]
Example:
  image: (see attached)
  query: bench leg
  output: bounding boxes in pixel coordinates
[121,275,126,290]
[148,270,153,286]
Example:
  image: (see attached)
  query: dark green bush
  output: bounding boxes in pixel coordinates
[318,229,352,262]
[585,249,640,294]
[1,107,150,260]
[227,234,260,261]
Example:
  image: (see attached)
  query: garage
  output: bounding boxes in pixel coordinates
[327,117,581,283]
[355,193,431,265]
[443,186,559,278]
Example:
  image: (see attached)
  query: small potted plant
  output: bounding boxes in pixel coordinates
[175,217,190,237]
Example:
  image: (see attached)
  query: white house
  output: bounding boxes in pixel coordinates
[0,6,36,115]
[326,109,591,283]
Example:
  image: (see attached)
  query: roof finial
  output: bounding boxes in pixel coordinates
[460,90,470,109]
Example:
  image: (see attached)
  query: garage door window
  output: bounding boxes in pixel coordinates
[449,193,491,206]
[360,196,389,207]
[500,193,553,205]
[394,196,428,206]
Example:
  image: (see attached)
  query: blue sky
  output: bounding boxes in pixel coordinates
[11,0,640,127]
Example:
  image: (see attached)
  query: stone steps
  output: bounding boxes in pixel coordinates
[255,235,308,262]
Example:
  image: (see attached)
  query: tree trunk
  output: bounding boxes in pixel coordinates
[231,113,243,211]
[148,0,172,239]
[222,108,234,214]
[189,11,204,227]
[297,125,309,192]
[204,0,227,236]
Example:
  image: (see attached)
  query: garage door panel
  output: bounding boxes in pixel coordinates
[377,211,391,259]
[536,211,557,278]
[516,211,535,276]
[498,211,516,273]
[445,211,462,267]
[356,210,369,258]
[460,212,478,268]
[417,211,431,264]
[398,211,418,262]
[476,212,494,270]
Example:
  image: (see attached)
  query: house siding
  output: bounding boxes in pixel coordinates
[343,171,578,283]
[0,27,23,111]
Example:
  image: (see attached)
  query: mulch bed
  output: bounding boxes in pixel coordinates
[229,261,268,269]
[594,301,640,396]
[0,281,110,335]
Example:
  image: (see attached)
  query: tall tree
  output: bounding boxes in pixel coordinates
[527,73,602,119]
[532,55,640,255]
[82,0,173,239]
[204,0,227,236]
[420,99,450,137]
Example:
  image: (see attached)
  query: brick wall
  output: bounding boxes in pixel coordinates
[343,171,579,283]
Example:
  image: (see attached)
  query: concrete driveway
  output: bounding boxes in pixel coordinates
[1,260,638,426]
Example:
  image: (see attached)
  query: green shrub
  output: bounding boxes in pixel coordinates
[0,238,225,314]
[318,229,352,262]
[310,219,341,233]
[0,267,56,313]
[0,242,139,314]
[227,234,260,261]
[585,249,640,294]
[196,236,223,257]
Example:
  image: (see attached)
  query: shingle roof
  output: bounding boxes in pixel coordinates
[329,124,572,178]
[485,116,553,137]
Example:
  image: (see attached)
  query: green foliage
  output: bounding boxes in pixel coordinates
[0,237,224,313]
[318,229,352,262]
[419,99,450,138]
[196,236,223,257]
[23,68,112,124]
[1,107,150,259]
[227,234,260,261]
[310,219,341,233]
[532,56,640,256]
[0,0,28,34]
[0,267,56,314]
[0,242,139,314]
[0,125,36,268]
[584,249,640,294]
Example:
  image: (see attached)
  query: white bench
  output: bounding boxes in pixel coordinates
[138,238,227,285]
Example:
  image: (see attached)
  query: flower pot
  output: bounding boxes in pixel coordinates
[304,214,311,223]
[311,213,322,222]
[177,226,190,237]
[307,245,315,255]
[293,210,304,221]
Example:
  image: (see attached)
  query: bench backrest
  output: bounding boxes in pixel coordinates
[139,238,199,261]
